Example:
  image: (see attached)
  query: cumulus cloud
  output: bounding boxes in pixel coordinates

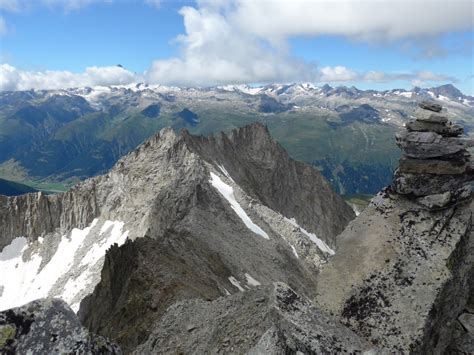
[1,0,469,90]
[0,64,138,91]
[145,5,317,86]
[143,0,470,86]
[230,0,472,42]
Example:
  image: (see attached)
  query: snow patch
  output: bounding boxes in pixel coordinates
[0,219,129,312]
[228,276,245,292]
[290,244,299,258]
[210,172,269,239]
[285,218,335,255]
[245,273,261,286]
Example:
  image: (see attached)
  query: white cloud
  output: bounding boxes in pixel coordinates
[0,64,138,91]
[143,0,469,86]
[319,66,358,82]
[145,5,317,86]
[230,0,473,42]
[0,0,467,90]
[144,0,161,9]
[0,0,20,12]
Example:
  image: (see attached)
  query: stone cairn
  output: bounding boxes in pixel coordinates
[392,100,474,210]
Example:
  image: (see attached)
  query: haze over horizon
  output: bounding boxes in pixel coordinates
[0,0,473,94]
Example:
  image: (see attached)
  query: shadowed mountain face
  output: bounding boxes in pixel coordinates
[0,123,354,352]
[0,178,37,196]
[0,84,472,195]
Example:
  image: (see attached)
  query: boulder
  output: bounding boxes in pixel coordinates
[392,170,471,197]
[419,100,442,112]
[416,191,452,209]
[416,111,448,124]
[406,120,463,137]
[416,184,471,210]
[0,298,121,354]
[396,131,473,159]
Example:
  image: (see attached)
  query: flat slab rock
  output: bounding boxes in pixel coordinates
[316,193,473,353]
[0,298,121,354]
[419,100,443,113]
[392,170,472,197]
[415,111,448,124]
[396,131,474,159]
[133,283,375,354]
[406,120,463,137]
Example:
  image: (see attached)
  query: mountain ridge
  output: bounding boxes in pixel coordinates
[0,83,472,196]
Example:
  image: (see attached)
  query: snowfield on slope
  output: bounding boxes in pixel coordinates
[0,219,129,312]
[210,172,269,239]
[285,217,335,255]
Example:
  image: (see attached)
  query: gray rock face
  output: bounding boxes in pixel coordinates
[0,298,121,354]
[316,192,473,353]
[133,283,375,354]
[181,124,354,247]
[393,100,473,210]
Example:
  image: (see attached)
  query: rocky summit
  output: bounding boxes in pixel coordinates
[393,100,474,210]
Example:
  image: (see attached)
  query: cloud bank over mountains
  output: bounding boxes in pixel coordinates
[0,0,472,90]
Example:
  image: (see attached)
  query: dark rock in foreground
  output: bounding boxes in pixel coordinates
[0,298,121,354]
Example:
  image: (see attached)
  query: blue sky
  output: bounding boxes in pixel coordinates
[1,0,473,94]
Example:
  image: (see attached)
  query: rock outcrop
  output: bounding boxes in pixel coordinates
[0,298,121,354]
[393,100,473,210]
[316,100,473,353]
[134,282,374,354]
[317,193,473,353]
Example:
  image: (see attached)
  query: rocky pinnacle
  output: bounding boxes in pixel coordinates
[392,100,473,210]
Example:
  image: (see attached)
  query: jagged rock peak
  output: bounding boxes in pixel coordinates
[393,100,473,210]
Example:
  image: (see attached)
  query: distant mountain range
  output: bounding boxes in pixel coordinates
[0,83,472,195]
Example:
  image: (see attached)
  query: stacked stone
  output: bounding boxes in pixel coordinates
[392,100,474,210]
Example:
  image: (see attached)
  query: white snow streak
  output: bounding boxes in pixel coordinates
[245,273,261,286]
[217,164,235,183]
[290,244,299,258]
[285,218,335,255]
[210,172,269,239]
[228,276,245,292]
